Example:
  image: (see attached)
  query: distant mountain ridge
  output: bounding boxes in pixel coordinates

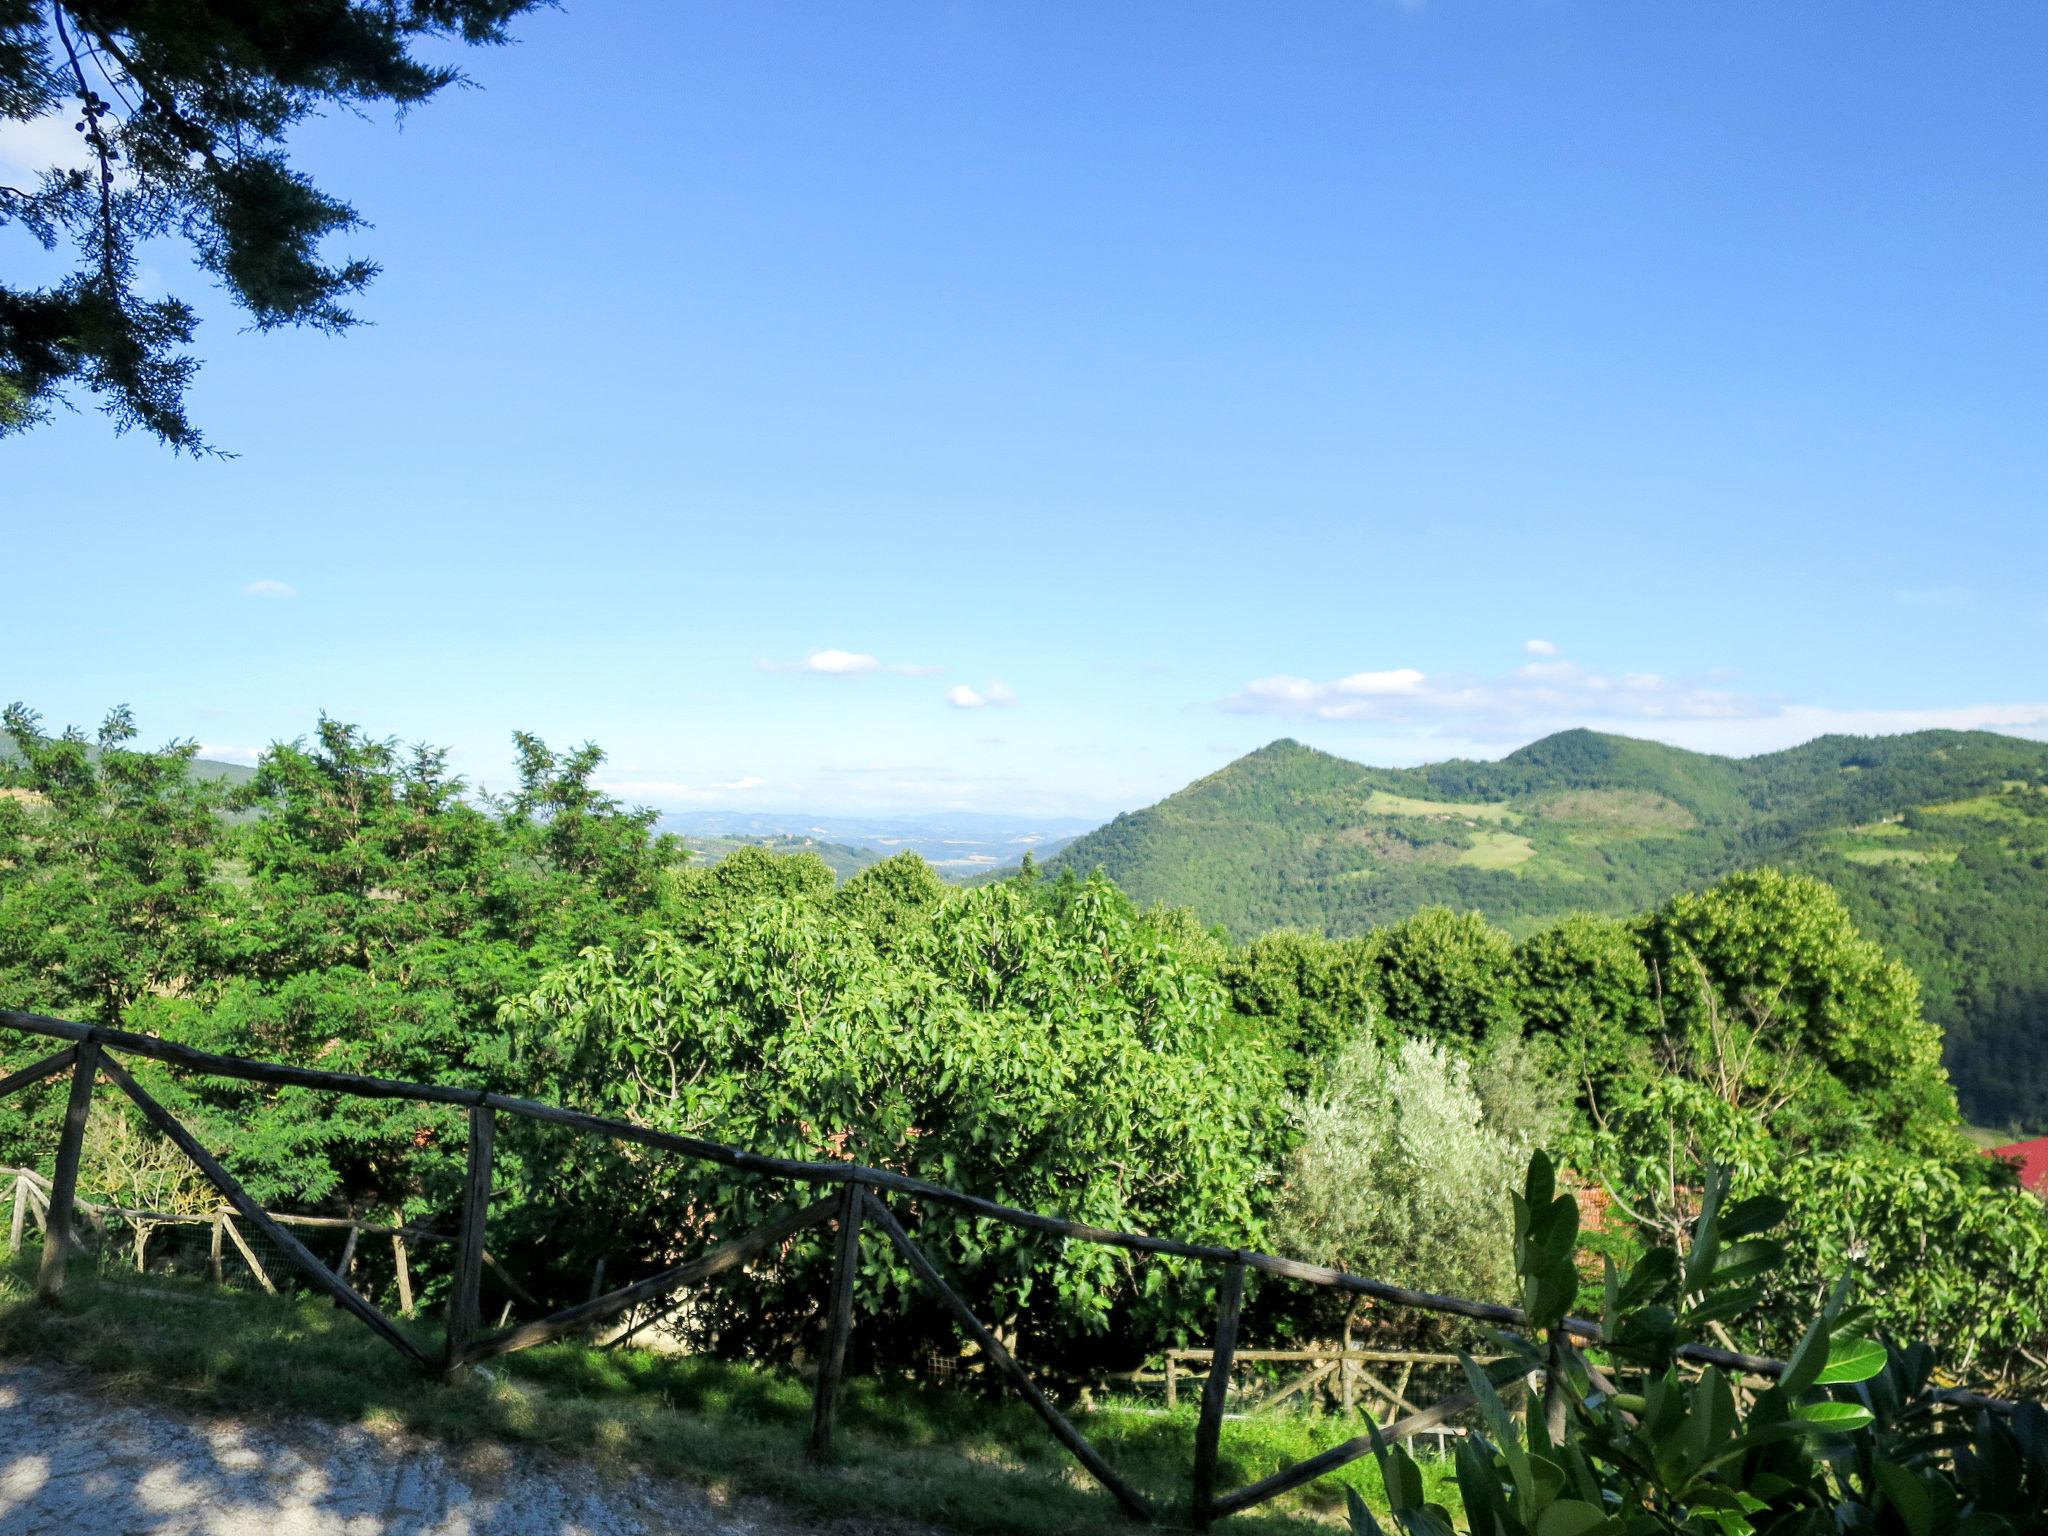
[1051,728,2048,1128]
[656,810,1096,879]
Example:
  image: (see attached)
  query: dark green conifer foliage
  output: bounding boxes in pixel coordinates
[0,0,546,448]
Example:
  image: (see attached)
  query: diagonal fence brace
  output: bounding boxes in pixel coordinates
[456,1191,841,1368]
[862,1191,1153,1523]
[0,1047,80,1104]
[98,1051,430,1370]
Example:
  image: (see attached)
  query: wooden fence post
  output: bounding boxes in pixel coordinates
[221,1214,276,1293]
[333,1213,359,1311]
[807,1179,864,1463]
[1193,1259,1246,1529]
[863,1192,1153,1522]
[445,1103,494,1371]
[1166,1352,1179,1411]
[9,1174,25,1256]
[37,1039,102,1302]
[208,1211,225,1284]
[392,1206,414,1317]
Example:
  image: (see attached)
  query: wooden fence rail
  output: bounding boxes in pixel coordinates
[0,1008,2027,1526]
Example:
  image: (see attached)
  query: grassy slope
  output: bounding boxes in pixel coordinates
[1052,729,2048,1126]
[0,1256,1450,1533]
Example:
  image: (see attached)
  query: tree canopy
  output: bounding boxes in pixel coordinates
[3,704,2045,1393]
[0,0,546,449]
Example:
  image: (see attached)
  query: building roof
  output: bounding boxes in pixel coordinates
[1986,1136,2048,1193]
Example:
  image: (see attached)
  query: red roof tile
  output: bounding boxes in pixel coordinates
[1986,1136,2048,1193]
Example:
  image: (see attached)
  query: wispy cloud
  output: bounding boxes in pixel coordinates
[241,578,298,599]
[761,648,941,677]
[197,744,264,765]
[1647,703,2048,756]
[1523,638,1561,656]
[946,679,1017,710]
[0,106,94,186]
[1223,649,1765,734]
[1221,645,2048,755]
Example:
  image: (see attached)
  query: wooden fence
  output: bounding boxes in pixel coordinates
[2,1167,541,1317]
[0,1008,2025,1527]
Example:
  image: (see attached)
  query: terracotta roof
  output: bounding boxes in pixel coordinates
[1986,1136,2048,1194]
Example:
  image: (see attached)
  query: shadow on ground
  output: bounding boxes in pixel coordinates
[0,1358,757,1535]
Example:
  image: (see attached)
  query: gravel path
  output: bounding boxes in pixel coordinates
[0,1360,778,1535]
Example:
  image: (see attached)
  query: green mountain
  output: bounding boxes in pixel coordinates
[1053,729,2048,1128]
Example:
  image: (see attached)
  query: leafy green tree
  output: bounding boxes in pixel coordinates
[501,733,680,921]
[1639,869,1960,1156]
[0,703,231,1170]
[1,0,547,448]
[133,720,525,1205]
[0,702,228,1026]
[132,719,680,1210]
[503,871,1285,1361]
[1512,915,1659,1124]
[1221,929,1383,1091]
[833,851,951,933]
[1366,907,1519,1042]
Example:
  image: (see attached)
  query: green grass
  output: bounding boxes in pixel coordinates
[1919,794,2036,824]
[1522,790,1698,834]
[1840,847,1955,867]
[1455,831,1537,870]
[0,1255,1451,1533]
[1364,791,1517,824]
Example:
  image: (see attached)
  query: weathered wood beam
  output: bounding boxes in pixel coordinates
[807,1179,864,1464]
[220,1215,276,1294]
[444,1105,495,1371]
[1256,1359,1337,1415]
[0,1046,78,1103]
[481,1248,539,1311]
[1206,1384,1516,1521]
[394,1240,415,1318]
[0,1011,2026,1420]
[99,1052,424,1367]
[37,1039,101,1301]
[0,1014,1578,1327]
[458,1193,838,1367]
[863,1192,1152,1524]
[1193,1259,1245,1527]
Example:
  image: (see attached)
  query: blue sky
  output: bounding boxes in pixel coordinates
[4,1,2044,817]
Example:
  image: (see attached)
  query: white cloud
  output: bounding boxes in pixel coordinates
[1224,655,1767,733]
[241,579,298,599]
[762,649,941,677]
[0,107,94,187]
[1221,648,2048,757]
[1644,703,2048,756]
[946,679,1017,710]
[1523,638,1561,656]
[197,744,263,765]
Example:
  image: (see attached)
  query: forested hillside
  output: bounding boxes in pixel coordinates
[4,703,2047,1397]
[5,703,2046,1400]
[1053,729,2048,1127]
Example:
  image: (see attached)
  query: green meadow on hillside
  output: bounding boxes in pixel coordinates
[1053,729,2048,1128]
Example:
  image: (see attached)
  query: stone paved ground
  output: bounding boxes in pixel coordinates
[0,1360,776,1535]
